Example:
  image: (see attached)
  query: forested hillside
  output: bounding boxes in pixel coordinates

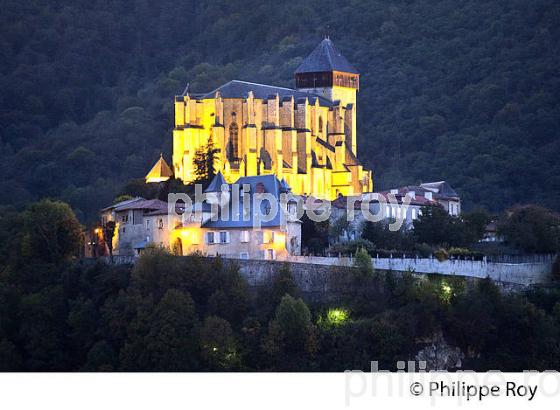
[1,0,559,220]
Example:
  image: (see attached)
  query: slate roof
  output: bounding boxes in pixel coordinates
[195,80,333,107]
[202,174,292,229]
[420,181,459,199]
[101,197,144,212]
[205,171,227,193]
[295,38,359,75]
[114,199,168,212]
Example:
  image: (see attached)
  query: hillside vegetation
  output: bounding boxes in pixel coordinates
[1,0,559,220]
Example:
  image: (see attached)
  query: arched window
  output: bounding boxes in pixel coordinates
[227,122,239,162]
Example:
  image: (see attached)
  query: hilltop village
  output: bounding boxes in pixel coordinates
[92,39,461,260]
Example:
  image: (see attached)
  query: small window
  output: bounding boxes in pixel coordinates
[191,232,199,245]
[219,231,229,244]
[158,218,164,229]
[240,230,250,243]
[239,252,249,260]
[206,232,215,244]
[146,219,150,229]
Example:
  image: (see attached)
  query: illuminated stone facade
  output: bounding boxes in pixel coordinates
[170,38,372,199]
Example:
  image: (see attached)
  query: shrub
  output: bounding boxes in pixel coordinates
[434,248,449,262]
[353,247,374,276]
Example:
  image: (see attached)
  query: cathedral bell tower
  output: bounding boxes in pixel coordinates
[294,37,359,108]
[294,37,360,154]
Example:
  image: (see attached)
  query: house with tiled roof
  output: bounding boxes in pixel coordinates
[100,197,169,255]
[100,173,302,259]
[329,181,461,243]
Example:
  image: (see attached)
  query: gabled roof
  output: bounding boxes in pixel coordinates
[202,174,292,229]
[101,197,144,212]
[114,198,168,212]
[205,171,227,193]
[295,38,359,75]
[195,80,333,107]
[145,154,173,183]
[420,181,459,199]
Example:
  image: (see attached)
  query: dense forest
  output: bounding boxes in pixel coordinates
[0,200,559,371]
[1,0,559,221]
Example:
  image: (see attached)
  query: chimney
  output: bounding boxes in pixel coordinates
[425,192,433,201]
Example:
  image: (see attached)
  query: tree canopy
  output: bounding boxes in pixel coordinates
[0,0,559,221]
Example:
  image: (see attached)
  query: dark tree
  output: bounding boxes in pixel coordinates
[21,199,83,264]
[497,205,560,253]
[103,220,116,259]
[193,132,219,186]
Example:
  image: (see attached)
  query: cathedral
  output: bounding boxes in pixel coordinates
[147,38,373,199]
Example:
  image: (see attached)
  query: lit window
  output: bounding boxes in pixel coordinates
[240,230,250,243]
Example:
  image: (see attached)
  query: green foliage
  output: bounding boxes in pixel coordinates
[353,247,374,276]
[329,238,376,256]
[199,316,239,370]
[193,133,219,186]
[497,205,560,253]
[0,0,559,221]
[21,199,83,264]
[1,202,560,371]
[270,264,299,305]
[301,213,329,254]
[413,205,474,248]
[264,295,314,356]
[361,220,414,251]
[462,208,492,243]
[318,308,350,327]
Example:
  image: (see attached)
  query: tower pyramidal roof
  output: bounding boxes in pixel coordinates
[145,154,173,183]
[295,38,359,75]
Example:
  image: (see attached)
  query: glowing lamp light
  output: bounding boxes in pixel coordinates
[326,308,349,326]
[440,281,453,303]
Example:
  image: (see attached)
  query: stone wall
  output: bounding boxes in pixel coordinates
[97,253,555,290]
[280,254,554,286]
